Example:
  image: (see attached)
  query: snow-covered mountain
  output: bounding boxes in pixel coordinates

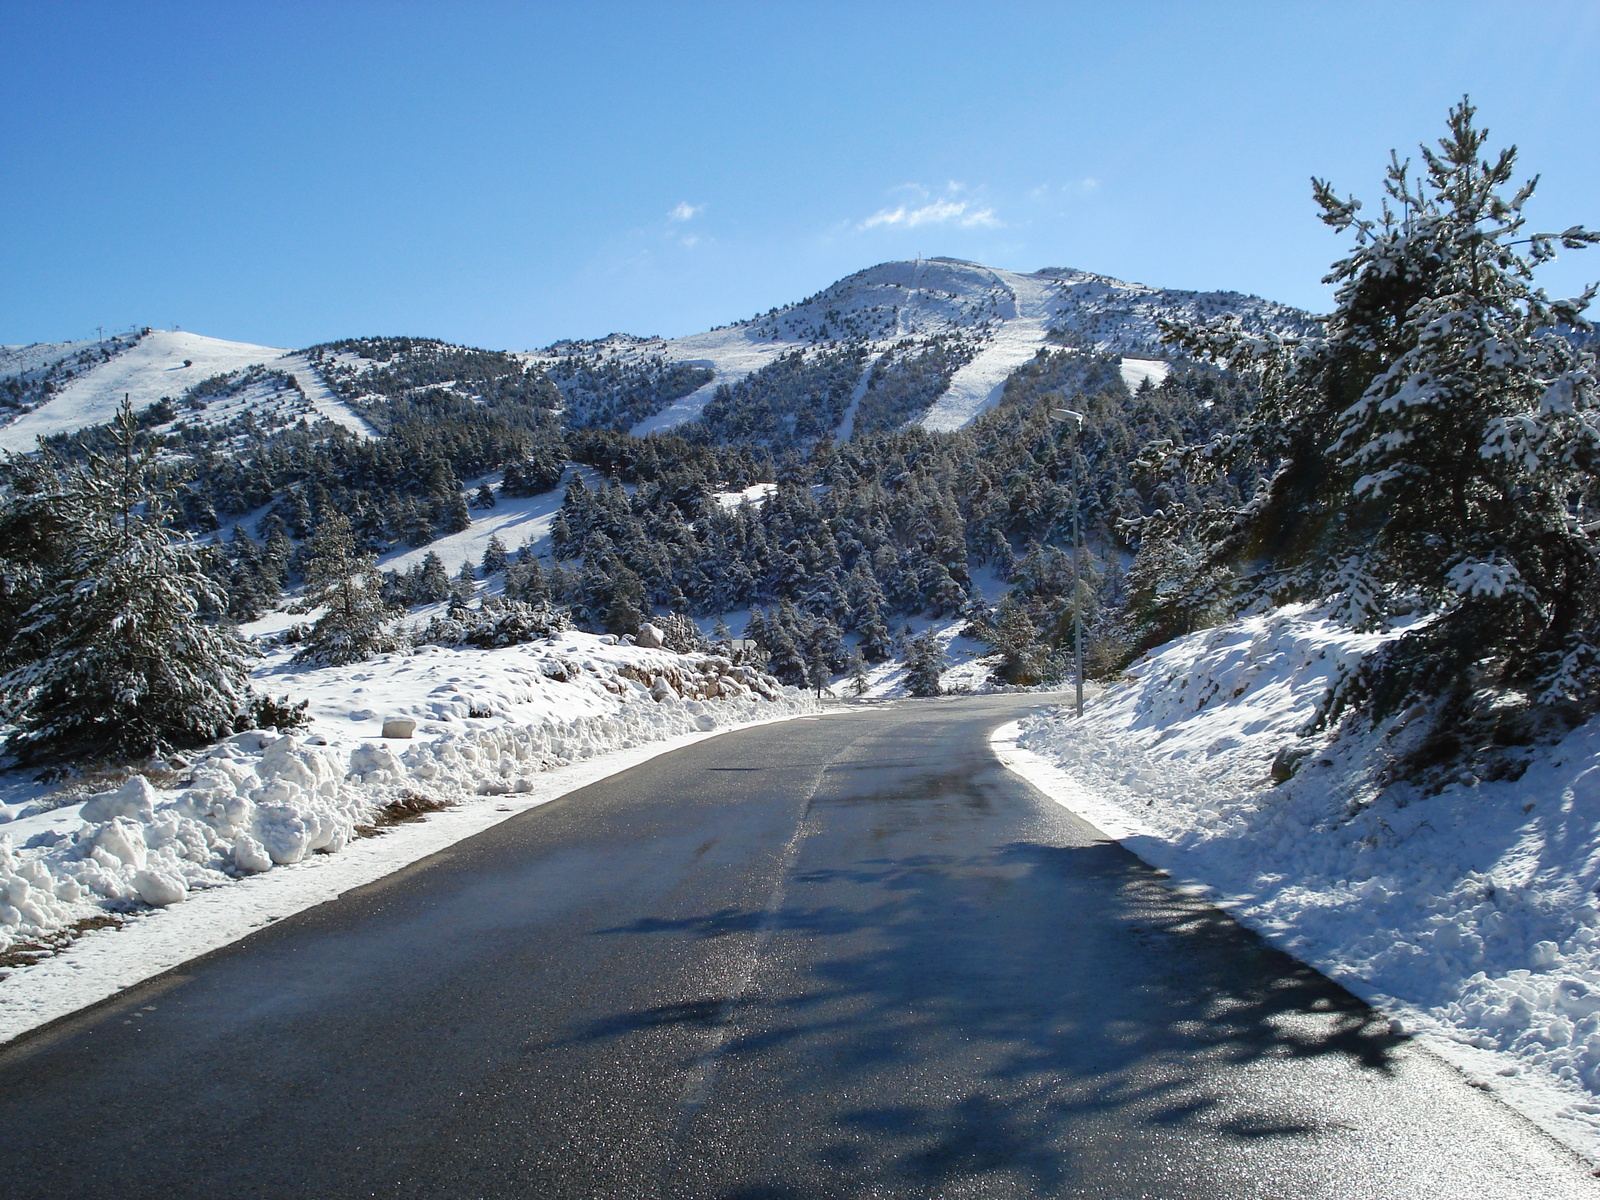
[1,260,1311,451]
[535,258,1315,437]
[0,329,373,453]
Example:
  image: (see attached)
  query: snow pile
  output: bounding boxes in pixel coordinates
[1011,605,1600,1155]
[0,632,814,959]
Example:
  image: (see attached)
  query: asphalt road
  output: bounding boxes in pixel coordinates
[0,693,1594,1199]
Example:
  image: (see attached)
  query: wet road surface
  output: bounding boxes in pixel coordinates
[0,693,1593,1198]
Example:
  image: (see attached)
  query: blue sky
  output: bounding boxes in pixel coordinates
[3,1,1598,349]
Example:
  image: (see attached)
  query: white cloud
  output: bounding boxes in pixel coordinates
[668,201,704,222]
[1025,178,1099,201]
[858,199,1000,231]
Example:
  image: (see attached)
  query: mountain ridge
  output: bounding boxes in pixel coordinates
[2,258,1315,451]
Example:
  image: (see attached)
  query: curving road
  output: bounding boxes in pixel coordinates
[0,694,1593,1198]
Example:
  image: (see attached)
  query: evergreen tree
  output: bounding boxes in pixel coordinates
[295,510,401,666]
[985,599,1047,686]
[856,600,894,662]
[844,646,870,696]
[806,641,832,698]
[450,561,478,606]
[399,498,434,548]
[1163,100,1600,752]
[904,631,946,697]
[415,551,450,603]
[481,534,510,576]
[657,612,709,654]
[440,490,473,534]
[760,605,809,685]
[1,402,262,763]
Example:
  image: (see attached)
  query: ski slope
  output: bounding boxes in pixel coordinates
[0,331,373,451]
[918,267,1060,431]
[626,333,788,437]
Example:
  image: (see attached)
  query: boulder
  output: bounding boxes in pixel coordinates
[1269,744,1312,784]
[635,623,666,649]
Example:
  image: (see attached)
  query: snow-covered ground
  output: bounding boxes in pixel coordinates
[0,337,109,385]
[273,352,378,438]
[1002,605,1600,1161]
[712,481,778,510]
[0,629,816,1041]
[377,469,588,576]
[0,331,371,450]
[1119,356,1171,393]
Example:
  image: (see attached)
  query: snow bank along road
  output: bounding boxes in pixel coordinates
[0,695,1591,1199]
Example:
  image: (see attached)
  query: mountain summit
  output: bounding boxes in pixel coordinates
[536,258,1314,438]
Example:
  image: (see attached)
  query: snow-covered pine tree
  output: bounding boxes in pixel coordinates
[903,631,946,697]
[657,612,708,653]
[440,490,473,534]
[416,550,450,603]
[806,641,831,698]
[399,498,434,548]
[450,561,477,607]
[844,646,870,695]
[294,510,401,666]
[761,604,809,686]
[481,534,510,576]
[1,402,262,764]
[985,599,1047,686]
[1162,100,1600,754]
[857,600,894,662]
[505,556,547,604]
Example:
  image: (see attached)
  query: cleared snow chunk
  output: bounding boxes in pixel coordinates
[80,775,158,824]
[232,834,273,875]
[1555,979,1600,1017]
[382,718,417,739]
[254,807,312,865]
[93,818,149,869]
[133,868,188,907]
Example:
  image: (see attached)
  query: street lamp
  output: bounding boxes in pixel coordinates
[1051,406,1086,718]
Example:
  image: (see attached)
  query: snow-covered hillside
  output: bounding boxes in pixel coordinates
[534,258,1313,438]
[1007,607,1600,1161]
[0,330,373,451]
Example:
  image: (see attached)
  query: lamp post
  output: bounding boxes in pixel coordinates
[1051,406,1086,718]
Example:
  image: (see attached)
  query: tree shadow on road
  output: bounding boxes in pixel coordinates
[575,834,1402,1198]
